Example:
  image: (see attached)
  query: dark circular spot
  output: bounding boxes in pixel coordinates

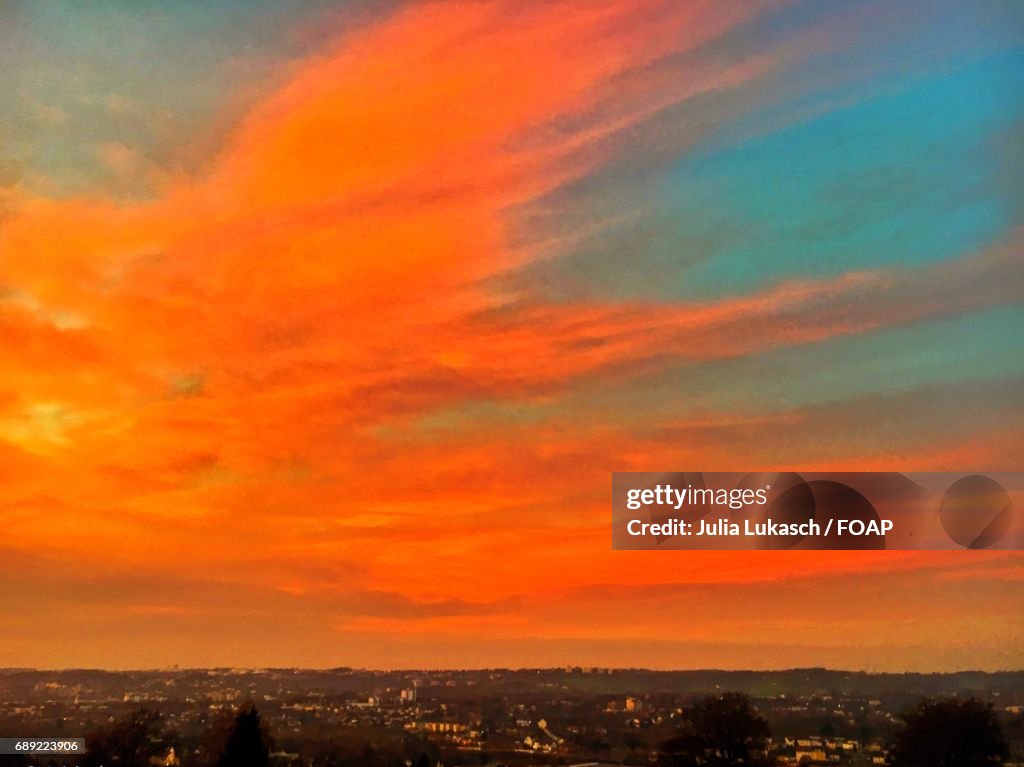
[940,475,1012,549]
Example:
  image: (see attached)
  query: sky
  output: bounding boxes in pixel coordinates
[0,0,1022,671]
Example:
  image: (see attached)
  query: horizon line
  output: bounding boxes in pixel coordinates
[3,666,1023,675]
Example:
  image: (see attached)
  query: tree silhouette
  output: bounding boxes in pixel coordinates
[890,698,1008,767]
[81,708,165,767]
[215,705,271,767]
[401,736,440,767]
[660,693,769,767]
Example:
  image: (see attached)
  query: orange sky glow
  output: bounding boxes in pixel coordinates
[1,0,1022,670]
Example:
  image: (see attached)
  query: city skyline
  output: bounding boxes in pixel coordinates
[6,666,1019,765]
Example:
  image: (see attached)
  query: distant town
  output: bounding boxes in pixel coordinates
[1,667,1022,766]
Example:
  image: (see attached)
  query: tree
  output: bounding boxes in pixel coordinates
[890,698,1008,767]
[623,732,644,751]
[660,693,769,767]
[81,708,165,767]
[215,705,272,767]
